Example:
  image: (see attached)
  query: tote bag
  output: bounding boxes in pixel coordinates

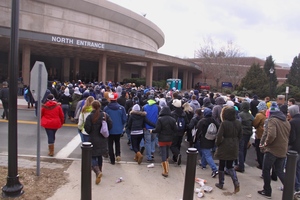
[100,112,109,138]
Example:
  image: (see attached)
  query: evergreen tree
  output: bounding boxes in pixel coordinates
[286,54,300,88]
[239,63,269,98]
[263,55,278,98]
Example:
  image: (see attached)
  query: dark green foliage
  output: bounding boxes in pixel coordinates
[263,55,278,98]
[286,55,300,88]
[277,83,300,102]
[122,78,166,89]
[238,63,269,98]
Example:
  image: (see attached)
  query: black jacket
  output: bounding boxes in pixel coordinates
[84,110,113,156]
[152,107,177,142]
[0,87,9,102]
[289,114,300,154]
[127,110,155,132]
[171,107,189,136]
[196,116,218,149]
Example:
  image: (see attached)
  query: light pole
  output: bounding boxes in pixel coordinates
[269,67,274,99]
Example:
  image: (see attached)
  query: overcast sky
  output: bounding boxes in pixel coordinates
[108,0,300,65]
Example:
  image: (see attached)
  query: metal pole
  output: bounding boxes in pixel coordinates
[81,142,92,200]
[282,150,298,200]
[2,0,24,197]
[36,64,42,176]
[183,148,198,200]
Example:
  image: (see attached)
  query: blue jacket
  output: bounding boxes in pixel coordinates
[142,99,160,129]
[104,102,127,135]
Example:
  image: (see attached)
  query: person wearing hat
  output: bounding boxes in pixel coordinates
[287,105,300,192]
[41,94,64,156]
[104,92,127,164]
[0,81,9,120]
[142,94,161,162]
[252,101,268,169]
[258,102,291,198]
[170,99,189,165]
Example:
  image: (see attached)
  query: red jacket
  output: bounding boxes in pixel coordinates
[41,100,64,129]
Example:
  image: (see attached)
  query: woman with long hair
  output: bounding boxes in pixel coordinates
[77,96,95,142]
[84,100,112,184]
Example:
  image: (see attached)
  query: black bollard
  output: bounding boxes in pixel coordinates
[81,142,93,200]
[282,150,298,200]
[183,148,198,200]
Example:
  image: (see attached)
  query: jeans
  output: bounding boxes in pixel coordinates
[194,140,203,159]
[92,156,103,167]
[45,128,57,144]
[295,154,300,191]
[160,145,170,162]
[237,134,251,170]
[108,134,121,163]
[131,134,143,153]
[61,104,69,123]
[200,148,218,172]
[262,152,286,195]
[144,130,156,160]
[78,129,90,142]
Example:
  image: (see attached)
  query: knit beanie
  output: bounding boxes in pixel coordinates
[257,101,267,111]
[132,104,140,111]
[288,105,300,118]
[269,102,280,112]
[203,108,212,117]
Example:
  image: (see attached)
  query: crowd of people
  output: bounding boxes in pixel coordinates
[1,80,300,197]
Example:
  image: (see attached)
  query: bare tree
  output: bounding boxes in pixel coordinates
[194,37,245,90]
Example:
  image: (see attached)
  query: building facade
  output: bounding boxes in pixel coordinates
[0,0,201,89]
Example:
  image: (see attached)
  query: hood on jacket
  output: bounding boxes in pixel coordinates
[288,105,300,118]
[221,106,236,121]
[130,110,146,116]
[215,97,226,105]
[240,101,250,112]
[147,99,157,106]
[269,110,287,121]
[107,102,122,110]
[159,106,171,116]
[42,100,60,109]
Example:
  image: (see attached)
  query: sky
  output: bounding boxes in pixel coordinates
[108,0,300,66]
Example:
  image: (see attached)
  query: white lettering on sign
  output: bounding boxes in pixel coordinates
[76,39,105,49]
[52,36,74,44]
[51,36,105,49]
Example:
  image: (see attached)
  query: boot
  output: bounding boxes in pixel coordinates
[133,154,137,162]
[166,158,169,174]
[215,171,224,189]
[136,152,143,164]
[227,168,240,193]
[92,166,102,185]
[161,161,168,177]
[48,144,54,156]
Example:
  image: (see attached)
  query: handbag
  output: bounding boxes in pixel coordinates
[100,112,109,138]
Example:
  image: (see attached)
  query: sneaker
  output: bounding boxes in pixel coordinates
[258,190,271,199]
[116,156,121,162]
[211,171,219,178]
[177,154,181,166]
[151,153,154,159]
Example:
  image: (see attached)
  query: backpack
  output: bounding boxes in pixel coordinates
[176,116,186,132]
[205,123,217,140]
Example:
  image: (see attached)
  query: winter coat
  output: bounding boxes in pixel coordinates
[152,106,177,142]
[260,111,291,158]
[142,99,160,129]
[214,107,242,161]
[104,102,127,135]
[238,101,254,135]
[70,93,82,112]
[127,110,155,133]
[171,107,189,136]
[41,100,64,129]
[288,114,300,154]
[212,97,226,125]
[252,110,266,139]
[84,110,113,156]
[77,106,93,135]
[196,117,218,149]
[189,100,200,113]
[250,99,259,117]
[58,94,72,105]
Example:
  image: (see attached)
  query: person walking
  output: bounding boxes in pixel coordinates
[58,87,73,123]
[215,106,242,194]
[104,92,127,164]
[127,104,155,164]
[70,87,82,121]
[152,106,177,177]
[84,100,112,184]
[258,102,291,199]
[0,81,9,120]
[77,96,94,142]
[288,105,300,192]
[197,108,219,178]
[41,94,64,156]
